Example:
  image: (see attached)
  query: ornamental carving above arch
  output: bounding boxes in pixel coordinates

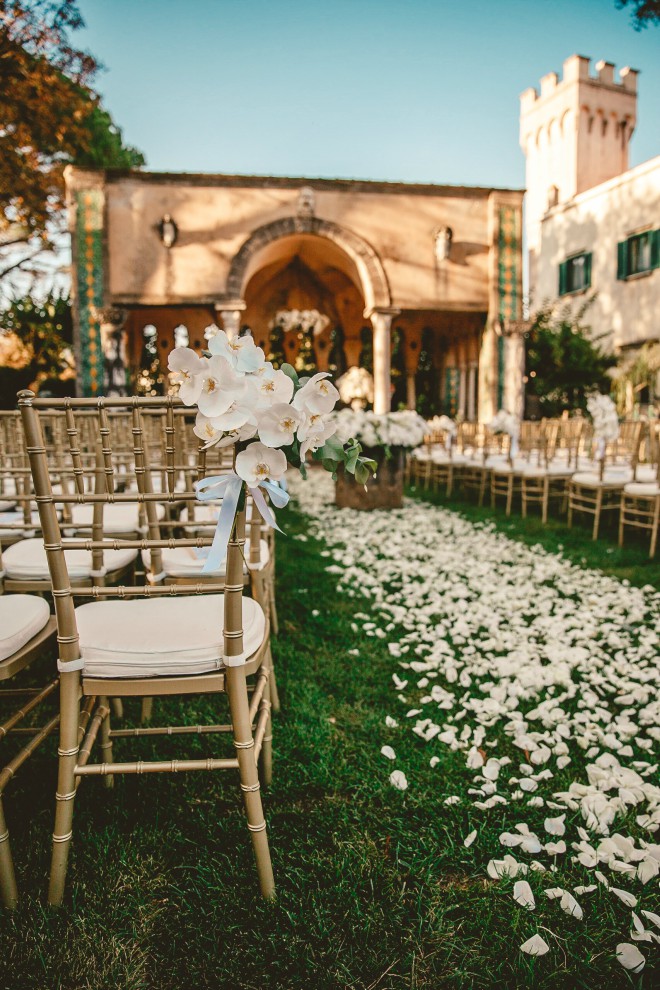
[225,216,391,315]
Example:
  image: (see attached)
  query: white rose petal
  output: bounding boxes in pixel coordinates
[520,934,549,956]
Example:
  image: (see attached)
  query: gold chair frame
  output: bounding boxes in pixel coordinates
[18,392,275,906]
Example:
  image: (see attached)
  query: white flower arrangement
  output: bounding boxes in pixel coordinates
[587,393,620,446]
[331,409,429,452]
[336,367,374,409]
[270,309,330,336]
[489,409,520,438]
[427,415,457,436]
[168,329,375,569]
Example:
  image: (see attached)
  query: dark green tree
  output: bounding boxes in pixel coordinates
[0,0,144,284]
[616,0,660,28]
[0,291,74,406]
[525,301,616,416]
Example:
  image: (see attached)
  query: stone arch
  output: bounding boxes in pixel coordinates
[226,216,391,315]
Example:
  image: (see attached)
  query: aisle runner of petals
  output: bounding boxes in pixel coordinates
[292,472,660,973]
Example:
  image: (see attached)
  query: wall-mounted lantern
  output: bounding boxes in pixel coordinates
[158,214,178,248]
[434,226,453,263]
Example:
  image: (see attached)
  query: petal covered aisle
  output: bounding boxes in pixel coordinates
[292,471,660,973]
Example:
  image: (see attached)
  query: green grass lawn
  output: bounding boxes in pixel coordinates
[0,494,657,989]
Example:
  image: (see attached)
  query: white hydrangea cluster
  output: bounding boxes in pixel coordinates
[489,409,520,437]
[587,393,620,444]
[168,327,339,485]
[331,409,428,450]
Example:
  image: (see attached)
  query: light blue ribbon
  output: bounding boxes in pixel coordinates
[194,471,290,574]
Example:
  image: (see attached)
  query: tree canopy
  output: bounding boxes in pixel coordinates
[616,0,660,28]
[525,301,616,417]
[0,0,144,282]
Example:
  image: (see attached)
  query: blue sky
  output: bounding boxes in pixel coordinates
[79,0,659,188]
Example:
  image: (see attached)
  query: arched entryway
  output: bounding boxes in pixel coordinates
[219,217,396,412]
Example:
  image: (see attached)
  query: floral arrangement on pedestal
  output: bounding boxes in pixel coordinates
[336,367,374,410]
[269,309,330,336]
[332,408,428,452]
[167,327,375,567]
[331,409,428,509]
[489,409,521,461]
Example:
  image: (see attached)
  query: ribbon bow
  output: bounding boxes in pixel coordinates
[194,471,289,574]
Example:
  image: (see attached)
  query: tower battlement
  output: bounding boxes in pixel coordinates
[520,55,638,114]
[520,54,638,265]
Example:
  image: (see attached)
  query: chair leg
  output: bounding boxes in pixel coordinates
[0,798,18,909]
[268,576,279,637]
[568,493,574,528]
[225,664,275,899]
[521,484,527,519]
[650,498,660,558]
[48,675,80,907]
[269,657,281,714]
[140,697,154,723]
[260,676,273,788]
[111,698,124,720]
[618,500,626,548]
[506,477,513,517]
[99,696,114,789]
[542,479,549,525]
[593,490,603,541]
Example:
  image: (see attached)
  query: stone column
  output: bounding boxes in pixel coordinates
[406,373,416,411]
[503,321,529,420]
[467,363,478,421]
[370,309,399,414]
[458,366,467,418]
[214,299,246,340]
[478,323,499,422]
[95,306,128,396]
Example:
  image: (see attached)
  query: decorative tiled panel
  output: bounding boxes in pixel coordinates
[75,189,104,396]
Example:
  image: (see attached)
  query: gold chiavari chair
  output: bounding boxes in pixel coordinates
[619,422,660,558]
[0,540,58,908]
[18,392,275,906]
[568,421,644,540]
[520,421,574,523]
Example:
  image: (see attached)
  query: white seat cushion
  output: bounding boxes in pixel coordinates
[142,538,270,577]
[68,502,165,534]
[635,465,659,484]
[0,594,51,662]
[75,594,266,677]
[522,464,573,478]
[623,482,660,497]
[3,538,137,580]
[572,469,632,487]
[0,500,15,512]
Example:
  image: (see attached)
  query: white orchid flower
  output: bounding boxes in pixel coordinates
[193,413,256,450]
[250,366,295,408]
[257,403,302,448]
[197,356,244,418]
[209,399,257,433]
[167,347,207,405]
[235,441,287,488]
[293,371,340,415]
[208,328,265,374]
[299,419,338,460]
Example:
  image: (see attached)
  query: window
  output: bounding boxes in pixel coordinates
[617,230,660,279]
[558,252,591,296]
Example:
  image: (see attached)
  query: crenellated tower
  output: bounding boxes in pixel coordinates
[520,54,638,287]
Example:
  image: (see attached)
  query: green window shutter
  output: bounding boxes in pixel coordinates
[584,252,592,288]
[651,229,660,270]
[617,240,629,280]
[558,261,567,296]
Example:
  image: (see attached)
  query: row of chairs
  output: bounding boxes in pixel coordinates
[0,395,279,909]
[408,418,660,555]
